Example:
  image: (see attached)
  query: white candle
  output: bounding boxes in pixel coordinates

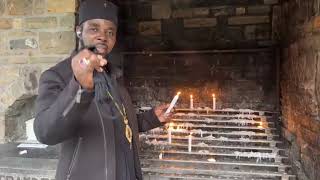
[200,130,203,138]
[190,95,194,109]
[159,153,163,160]
[188,133,193,153]
[212,94,216,110]
[168,128,172,144]
[165,92,181,114]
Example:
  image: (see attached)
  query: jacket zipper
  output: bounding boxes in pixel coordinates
[66,137,82,180]
[94,100,108,180]
[63,88,82,117]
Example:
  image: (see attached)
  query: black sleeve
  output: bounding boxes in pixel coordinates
[137,109,163,132]
[34,70,94,145]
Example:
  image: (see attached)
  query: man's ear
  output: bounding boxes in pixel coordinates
[76,26,82,39]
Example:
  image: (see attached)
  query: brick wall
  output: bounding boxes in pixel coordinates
[119,0,279,51]
[280,0,320,179]
[0,0,77,142]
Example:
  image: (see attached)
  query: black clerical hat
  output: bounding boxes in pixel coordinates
[79,0,118,26]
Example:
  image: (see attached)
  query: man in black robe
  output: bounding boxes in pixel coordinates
[34,0,171,179]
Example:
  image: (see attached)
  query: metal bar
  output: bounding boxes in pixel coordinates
[141,159,291,168]
[142,150,287,159]
[174,114,273,118]
[175,108,278,114]
[141,168,296,177]
[164,124,276,130]
[145,135,282,143]
[122,48,272,55]
[171,118,275,125]
[144,142,284,151]
[146,130,278,137]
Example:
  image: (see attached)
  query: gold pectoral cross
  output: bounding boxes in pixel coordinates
[124,117,132,146]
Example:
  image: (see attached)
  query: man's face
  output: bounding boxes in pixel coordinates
[78,19,117,57]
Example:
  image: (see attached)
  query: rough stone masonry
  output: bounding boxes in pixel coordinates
[0,0,77,143]
[279,0,320,180]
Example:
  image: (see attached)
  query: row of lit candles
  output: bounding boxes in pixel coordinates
[165,92,217,114]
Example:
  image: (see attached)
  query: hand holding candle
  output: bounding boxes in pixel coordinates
[165,92,181,114]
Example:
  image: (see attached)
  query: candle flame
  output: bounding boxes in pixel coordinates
[177,92,181,95]
[212,94,215,97]
[190,95,193,98]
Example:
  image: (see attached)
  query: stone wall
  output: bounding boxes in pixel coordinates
[0,0,77,142]
[121,0,279,110]
[280,0,320,179]
[119,0,279,51]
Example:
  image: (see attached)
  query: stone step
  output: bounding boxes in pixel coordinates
[0,157,56,179]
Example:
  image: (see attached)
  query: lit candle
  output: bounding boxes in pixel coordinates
[188,133,193,153]
[190,95,194,109]
[165,92,181,114]
[212,94,216,110]
[159,153,163,160]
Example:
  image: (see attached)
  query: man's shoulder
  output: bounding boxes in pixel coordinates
[43,57,73,82]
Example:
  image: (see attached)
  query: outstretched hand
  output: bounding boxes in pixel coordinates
[154,104,173,123]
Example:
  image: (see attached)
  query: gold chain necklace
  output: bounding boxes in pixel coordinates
[106,91,133,148]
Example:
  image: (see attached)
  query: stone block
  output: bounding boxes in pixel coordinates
[264,0,279,5]
[0,0,5,15]
[301,153,317,180]
[25,17,57,29]
[152,0,171,19]
[7,31,37,38]
[193,8,210,17]
[244,25,270,40]
[10,38,38,50]
[0,66,20,85]
[228,16,270,25]
[59,14,75,29]
[212,7,234,16]
[47,0,76,13]
[39,31,75,54]
[0,19,12,29]
[172,0,193,9]
[313,16,320,30]
[7,0,32,15]
[247,6,271,15]
[12,18,23,29]
[172,9,193,18]
[29,56,64,64]
[33,0,46,15]
[139,21,161,36]
[184,18,217,28]
[235,7,246,15]
[133,3,152,20]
